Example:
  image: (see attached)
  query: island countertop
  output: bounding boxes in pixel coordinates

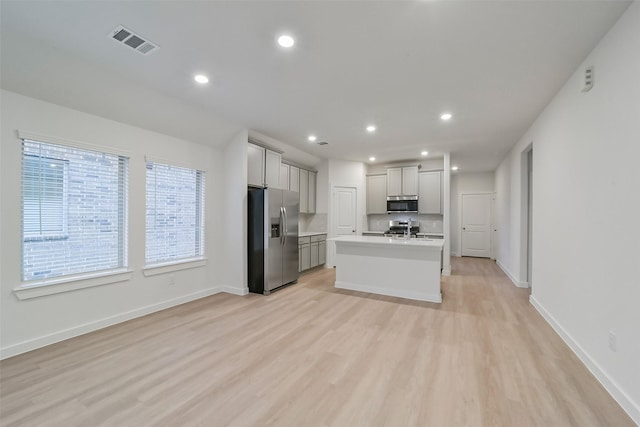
[330,235,444,250]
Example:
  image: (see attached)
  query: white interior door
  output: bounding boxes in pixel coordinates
[333,187,356,236]
[329,187,357,267]
[461,193,491,258]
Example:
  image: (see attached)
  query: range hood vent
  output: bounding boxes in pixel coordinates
[108,25,159,56]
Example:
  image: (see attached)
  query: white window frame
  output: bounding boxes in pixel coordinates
[14,131,132,300]
[143,159,207,275]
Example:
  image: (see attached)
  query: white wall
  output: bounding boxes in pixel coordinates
[221,130,249,294]
[450,172,495,256]
[494,2,640,422]
[0,90,229,358]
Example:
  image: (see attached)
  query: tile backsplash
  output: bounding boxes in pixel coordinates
[367,214,443,233]
[300,213,327,233]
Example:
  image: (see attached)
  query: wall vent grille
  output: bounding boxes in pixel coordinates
[582,66,594,92]
[108,25,159,56]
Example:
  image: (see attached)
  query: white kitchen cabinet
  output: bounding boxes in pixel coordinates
[265,150,281,188]
[299,169,309,213]
[367,174,387,214]
[289,166,300,192]
[280,164,290,190]
[308,171,316,213]
[387,168,403,196]
[419,171,443,214]
[247,143,265,187]
[402,166,419,195]
[387,166,419,196]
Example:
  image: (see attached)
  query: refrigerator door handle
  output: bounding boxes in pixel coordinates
[282,206,287,246]
[279,207,284,246]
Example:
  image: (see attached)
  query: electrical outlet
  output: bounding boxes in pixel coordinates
[168,273,175,286]
[608,331,617,352]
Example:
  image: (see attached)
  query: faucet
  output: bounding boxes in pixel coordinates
[406,218,412,239]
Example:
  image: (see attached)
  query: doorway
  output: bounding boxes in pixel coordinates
[461,193,492,258]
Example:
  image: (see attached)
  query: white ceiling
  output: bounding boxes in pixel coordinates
[0,1,630,171]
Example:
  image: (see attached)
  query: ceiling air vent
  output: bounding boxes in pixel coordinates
[316,141,328,146]
[108,25,159,56]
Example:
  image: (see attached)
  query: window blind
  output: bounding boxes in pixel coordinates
[145,162,205,265]
[21,139,128,281]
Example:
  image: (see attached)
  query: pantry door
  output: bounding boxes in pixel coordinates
[461,193,492,258]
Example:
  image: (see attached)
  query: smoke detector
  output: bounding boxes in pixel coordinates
[108,25,159,56]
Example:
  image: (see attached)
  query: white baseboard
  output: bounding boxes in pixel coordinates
[0,286,223,360]
[451,251,460,257]
[220,285,249,296]
[530,296,640,425]
[335,280,442,303]
[496,259,529,288]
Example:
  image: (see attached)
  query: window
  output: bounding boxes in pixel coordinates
[22,155,68,240]
[21,139,128,282]
[145,161,205,265]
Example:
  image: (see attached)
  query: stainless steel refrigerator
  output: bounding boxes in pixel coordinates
[248,187,299,295]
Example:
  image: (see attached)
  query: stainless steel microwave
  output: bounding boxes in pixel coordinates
[386,195,418,213]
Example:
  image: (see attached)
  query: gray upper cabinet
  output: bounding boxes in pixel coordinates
[289,166,300,192]
[419,171,443,214]
[280,163,290,190]
[308,171,316,213]
[387,166,418,196]
[247,143,265,187]
[265,149,281,188]
[367,174,387,214]
[248,142,282,188]
[299,169,309,213]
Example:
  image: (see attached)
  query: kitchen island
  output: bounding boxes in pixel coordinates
[330,235,444,303]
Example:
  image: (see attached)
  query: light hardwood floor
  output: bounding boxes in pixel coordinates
[0,257,634,426]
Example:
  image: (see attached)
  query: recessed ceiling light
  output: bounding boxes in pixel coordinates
[194,74,209,84]
[451,166,459,171]
[366,125,376,132]
[421,151,429,156]
[369,156,376,162]
[308,135,317,142]
[440,113,452,121]
[277,34,295,48]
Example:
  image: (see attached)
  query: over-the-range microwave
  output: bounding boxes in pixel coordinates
[386,195,418,213]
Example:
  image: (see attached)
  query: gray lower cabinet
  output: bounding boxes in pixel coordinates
[299,234,326,272]
[299,239,310,272]
[310,242,319,267]
[318,241,326,265]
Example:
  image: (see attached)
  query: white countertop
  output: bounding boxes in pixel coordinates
[299,231,327,237]
[330,235,444,249]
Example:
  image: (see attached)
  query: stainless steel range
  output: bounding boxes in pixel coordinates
[384,220,419,237]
